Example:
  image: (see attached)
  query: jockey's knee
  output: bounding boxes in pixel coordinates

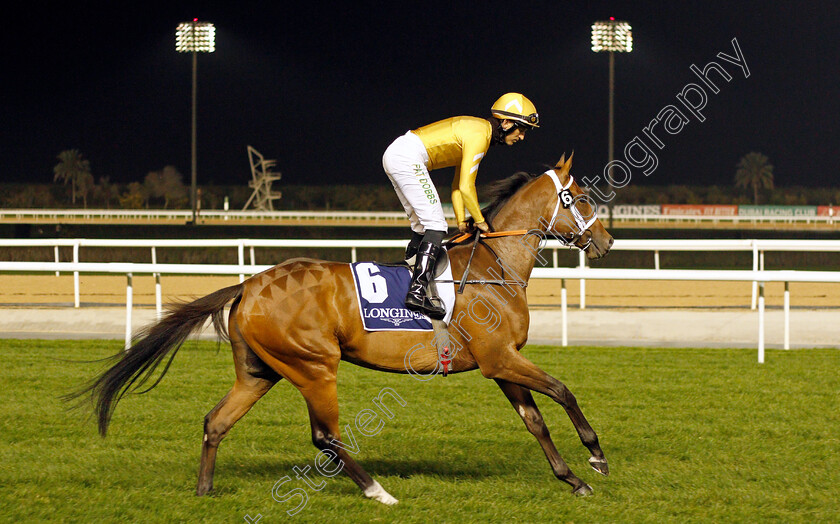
[421,229,446,247]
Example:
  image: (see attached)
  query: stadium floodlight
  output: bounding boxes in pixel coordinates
[590,19,632,53]
[176,20,216,223]
[591,19,632,227]
[176,21,216,53]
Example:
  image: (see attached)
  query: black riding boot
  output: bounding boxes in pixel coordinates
[404,231,424,261]
[405,241,446,320]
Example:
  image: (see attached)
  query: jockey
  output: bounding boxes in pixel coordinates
[382,93,539,319]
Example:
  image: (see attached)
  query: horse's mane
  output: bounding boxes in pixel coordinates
[479,171,541,225]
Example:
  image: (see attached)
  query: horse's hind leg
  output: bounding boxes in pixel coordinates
[196,322,281,496]
[496,379,592,495]
[298,375,398,505]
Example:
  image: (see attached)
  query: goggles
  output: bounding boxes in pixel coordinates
[494,110,540,127]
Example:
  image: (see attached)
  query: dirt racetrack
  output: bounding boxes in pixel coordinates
[1,274,837,309]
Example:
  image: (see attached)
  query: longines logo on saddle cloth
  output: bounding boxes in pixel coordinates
[350,254,455,331]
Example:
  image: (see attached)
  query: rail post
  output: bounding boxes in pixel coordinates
[578,250,586,309]
[751,240,759,310]
[73,241,80,308]
[151,246,162,319]
[561,278,568,347]
[125,272,133,351]
[784,281,790,350]
[237,241,245,283]
[757,281,765,363]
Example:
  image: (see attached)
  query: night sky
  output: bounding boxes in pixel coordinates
[3,1,839,192]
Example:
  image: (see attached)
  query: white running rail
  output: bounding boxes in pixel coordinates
[1,259,839,362]
[3,238,839,311]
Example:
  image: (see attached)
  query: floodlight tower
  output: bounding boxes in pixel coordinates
[176,19,215,223]
[591,18,632,227]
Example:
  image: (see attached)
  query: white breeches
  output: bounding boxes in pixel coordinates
[382,131,448,233]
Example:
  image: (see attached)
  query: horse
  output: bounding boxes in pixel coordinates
[72,153,614,503]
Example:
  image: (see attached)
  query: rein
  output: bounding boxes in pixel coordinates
[448,230,529,245]
[457,233,482,294]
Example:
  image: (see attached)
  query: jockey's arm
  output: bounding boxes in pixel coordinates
[452,143,487,226]
[451,174,465,225]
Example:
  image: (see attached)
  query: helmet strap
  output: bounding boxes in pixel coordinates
[489,117,517,144]
[489,117,507,144]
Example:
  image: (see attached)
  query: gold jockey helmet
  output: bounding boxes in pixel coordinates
[491,93,540,128]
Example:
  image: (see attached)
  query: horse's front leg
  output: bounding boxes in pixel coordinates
[479,350,609,477]
[495,379,593,495]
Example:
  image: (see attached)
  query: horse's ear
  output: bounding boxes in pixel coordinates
[556,154,566,168]
[566,151,574,170]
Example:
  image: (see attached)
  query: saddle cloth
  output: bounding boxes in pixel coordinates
[350,260,455,331]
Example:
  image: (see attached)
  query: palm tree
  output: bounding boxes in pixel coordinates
[94,176,121,209]
[76,171,95,208]
[53,149,92,206]
[735,152,774,205]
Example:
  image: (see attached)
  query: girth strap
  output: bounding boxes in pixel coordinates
[431,319,452,377]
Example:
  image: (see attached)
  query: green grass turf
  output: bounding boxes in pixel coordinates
[0,339,838,523]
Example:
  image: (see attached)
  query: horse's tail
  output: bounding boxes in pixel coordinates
[70,283,244,437]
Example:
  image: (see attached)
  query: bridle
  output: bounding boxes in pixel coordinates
[448,169,598,251]
[542,169,598,251]
[447,169,599,291]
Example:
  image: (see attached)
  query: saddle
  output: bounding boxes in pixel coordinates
[377,250,454,376]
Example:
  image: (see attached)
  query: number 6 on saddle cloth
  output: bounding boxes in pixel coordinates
[350,257,455,331]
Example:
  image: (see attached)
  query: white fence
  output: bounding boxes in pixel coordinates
[0,259,838,363]
[531,267,840,362]
[1,237,840,362]
[2,238,839,311]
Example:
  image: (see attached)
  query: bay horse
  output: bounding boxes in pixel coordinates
[73,153,614,503]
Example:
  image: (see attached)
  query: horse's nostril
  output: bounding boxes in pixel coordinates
[609,237,615,248]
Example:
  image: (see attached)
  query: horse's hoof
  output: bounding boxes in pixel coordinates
[364,480,399,506]
[589,456,610,476]
[573,483,593,496]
